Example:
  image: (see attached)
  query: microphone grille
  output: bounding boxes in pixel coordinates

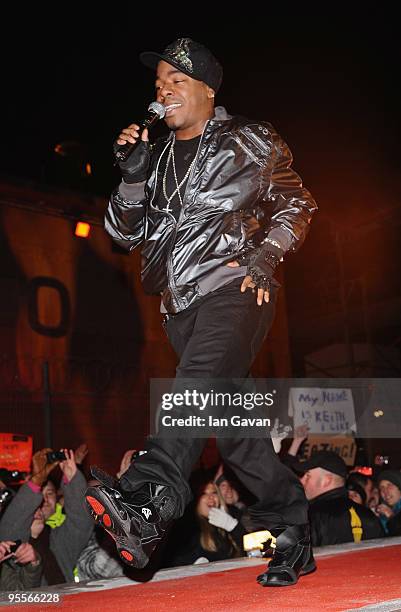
[148,101,166,119]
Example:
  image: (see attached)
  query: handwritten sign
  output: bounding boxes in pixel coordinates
[300,435,357,466]
[289,387,356,435]
[0,433,33,472]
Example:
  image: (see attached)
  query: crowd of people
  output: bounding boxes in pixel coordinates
[1,434,400,590]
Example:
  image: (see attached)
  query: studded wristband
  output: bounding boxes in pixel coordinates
[263,250,281,269]
[247,265,273,291]
[246,243,284,290]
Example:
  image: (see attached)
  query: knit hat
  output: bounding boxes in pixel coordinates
[377,469,401,492]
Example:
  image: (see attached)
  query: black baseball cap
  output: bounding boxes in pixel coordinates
[297,450,348,479]
[140,37,223,94]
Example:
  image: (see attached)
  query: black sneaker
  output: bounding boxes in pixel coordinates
[85,466,176,569]
[257,524,316,587]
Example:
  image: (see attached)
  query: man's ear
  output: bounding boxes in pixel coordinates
[206,86,215,99]
[324,473,335,489]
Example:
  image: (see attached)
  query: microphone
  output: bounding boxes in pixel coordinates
[113,101,166,165]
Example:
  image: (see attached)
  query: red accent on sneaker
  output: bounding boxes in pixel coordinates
[103,513,112,527]
[121,550,134,562]
[87,496,105,515]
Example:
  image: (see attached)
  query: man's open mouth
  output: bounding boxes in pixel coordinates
[165,103,182,114]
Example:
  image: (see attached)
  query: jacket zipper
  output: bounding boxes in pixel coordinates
[240,126,271,156]
[146,137,180,303]
[165,121,210,307]
[230,133,264,167]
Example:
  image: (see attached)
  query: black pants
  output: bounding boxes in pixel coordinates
[120,278,308,528]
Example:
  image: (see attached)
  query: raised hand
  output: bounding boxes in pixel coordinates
[117,450,136,479]
[59,449,77,482]
[30,448,60,486]
[208,507,238,532]
[74,443,89,465]
[114,125,150,183]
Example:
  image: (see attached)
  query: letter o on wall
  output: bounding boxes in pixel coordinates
[27,277,70,337]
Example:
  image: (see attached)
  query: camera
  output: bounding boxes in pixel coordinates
[9,540,22,554]
[0,468,27,484]
[0,488,14,508]
[46,450,67,463]
[131,450,147,462]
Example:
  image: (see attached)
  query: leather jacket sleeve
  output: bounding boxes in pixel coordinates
[262,126,318,253]
[104,181,148,251]
[235,124,317,287]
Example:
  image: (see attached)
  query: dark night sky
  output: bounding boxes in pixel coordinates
[2,12,400,212]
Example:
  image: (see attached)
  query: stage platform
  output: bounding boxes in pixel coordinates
[2,536,401,611]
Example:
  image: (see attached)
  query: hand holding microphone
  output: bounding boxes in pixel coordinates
[113,101,166,184]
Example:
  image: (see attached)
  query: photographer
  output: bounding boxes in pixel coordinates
[0,540,42,590]
[0,448,93,585]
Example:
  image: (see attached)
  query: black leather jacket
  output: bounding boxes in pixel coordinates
[308,487,385,547]
[105,107,317,313]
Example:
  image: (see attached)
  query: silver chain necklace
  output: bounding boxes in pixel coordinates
[162,136,195,213]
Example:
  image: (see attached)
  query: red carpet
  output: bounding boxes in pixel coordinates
[7,543,401,611]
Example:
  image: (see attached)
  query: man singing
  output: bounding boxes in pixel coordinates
[85,37,318,587]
